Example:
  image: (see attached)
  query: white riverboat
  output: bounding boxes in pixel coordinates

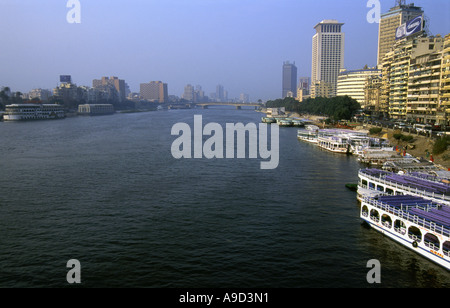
[297,129,318,143]
[317,134,351,154]
[261,117,277,124]
[358,168,450,270]
[360,194,450,271]
[277,118,293,127]
[3,104,65,121]
[357,168,450,205]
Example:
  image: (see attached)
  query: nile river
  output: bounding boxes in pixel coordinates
[0,107,449,287]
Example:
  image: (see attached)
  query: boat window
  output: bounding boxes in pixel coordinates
[424,233,440,251]
[377,185,384,192]
[408,226,422,243]
[394,220,406,235]
[381,214,392,228]
[443,241,450,257]
[370,209,380,222]
[369,182,375,189]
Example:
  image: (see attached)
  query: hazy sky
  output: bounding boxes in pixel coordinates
[0,0,449,101]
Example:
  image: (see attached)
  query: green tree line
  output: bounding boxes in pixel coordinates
[266,96,361,121]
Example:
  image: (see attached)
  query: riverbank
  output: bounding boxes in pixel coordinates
[276,110,450,170]
[369,127,450,170]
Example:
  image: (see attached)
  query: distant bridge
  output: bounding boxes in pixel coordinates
[195,102,263,109]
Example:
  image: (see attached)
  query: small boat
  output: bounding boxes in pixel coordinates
[291,119,305,127]
[297,130,318,143]
[277,119,293,127]
[262,117,276,124]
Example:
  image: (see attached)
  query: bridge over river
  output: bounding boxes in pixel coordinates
[195,102,263,109]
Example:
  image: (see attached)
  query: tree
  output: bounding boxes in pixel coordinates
[266,95,360,121]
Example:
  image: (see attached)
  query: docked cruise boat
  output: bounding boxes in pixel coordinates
[358,168,450,270]
[317,134,351,154]
[261,117,277,124]
[291,119,305,127]
[360,194,450,270]
[357,168,450,206]
[297,129,318,143]
[3,104,65,121]
[277,118,293,127]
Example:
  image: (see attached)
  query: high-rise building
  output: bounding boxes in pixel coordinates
[92,76,126,102]
[296,77,310,102]
[377,1,424,66]
[408,39,444,123]
[239,93,249,103]
[182,84,195,102]
[140,81,168,103]
[28,88,52,101]
[337,68,381,105]
[282,61,297,98]
[311,20,345,98]
[216,84,224,102]
[440,34,450,127]
[380,36,444,121]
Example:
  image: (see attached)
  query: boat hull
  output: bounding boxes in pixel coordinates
[360,212,450,271]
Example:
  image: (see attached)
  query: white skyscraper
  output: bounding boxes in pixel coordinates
[311,20,345,98]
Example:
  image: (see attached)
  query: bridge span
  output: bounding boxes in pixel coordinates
[195,102,263,109]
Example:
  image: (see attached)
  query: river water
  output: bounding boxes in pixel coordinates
[0,107,449,288]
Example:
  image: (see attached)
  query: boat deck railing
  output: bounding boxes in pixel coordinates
[359,170,450,204]
[363,196,450,238]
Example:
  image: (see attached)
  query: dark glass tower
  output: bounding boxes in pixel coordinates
[282,61,297,98]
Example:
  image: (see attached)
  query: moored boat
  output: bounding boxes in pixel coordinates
[3,104,65,121]
[291,119,305,127]
[277,119,293,127]
[360,194,450,271]
[297,129,318,143]
[262,117,277,124]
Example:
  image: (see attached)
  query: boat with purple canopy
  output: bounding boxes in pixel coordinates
[357,168,450,206]
[358,168,450,270]
[361,194,450,270]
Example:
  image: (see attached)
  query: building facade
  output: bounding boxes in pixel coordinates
[92,76,126,102]
[311,20,345,98]
[377,2,424,65]
[282,61,297,98]
[407,43,444,123]
[438,34,450,127]
[140,81,168,103]
[380,35,445,122]
[364,75,384,117]
[337,68,381,106]
[28,88,52,101]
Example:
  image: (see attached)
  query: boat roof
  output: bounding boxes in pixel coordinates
[6,104,62,107]
[373,195,450,229]
[360,168,450,196]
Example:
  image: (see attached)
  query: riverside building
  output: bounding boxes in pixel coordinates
[438,34,450,127]
[140,81,168,103]
[377,1,424,65]
[336,68,381,106]
[311,20,345,98]
[380,36,444,121]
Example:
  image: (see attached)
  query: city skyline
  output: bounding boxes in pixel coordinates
[1,0,449,101]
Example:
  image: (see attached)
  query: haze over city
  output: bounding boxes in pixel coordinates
[1,0,449,101]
